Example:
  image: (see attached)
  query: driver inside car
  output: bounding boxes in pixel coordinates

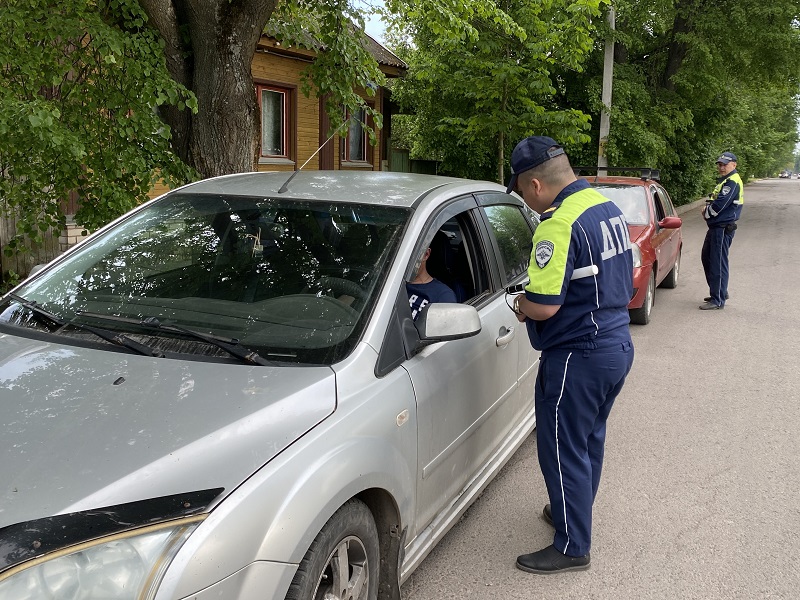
[406,231,457,320]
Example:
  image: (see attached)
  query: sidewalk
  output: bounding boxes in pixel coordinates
[675,197,705,215]
[676,177,758,216]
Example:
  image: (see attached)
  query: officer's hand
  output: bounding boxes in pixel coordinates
[515,311,527,323]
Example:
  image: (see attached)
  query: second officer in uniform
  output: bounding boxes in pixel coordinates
[699,151,743,310]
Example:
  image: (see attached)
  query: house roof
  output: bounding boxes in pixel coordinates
[361,32,406,70]
[261,21,407,76]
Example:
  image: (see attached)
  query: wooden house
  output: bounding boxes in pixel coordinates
[149,31,407,196]
[253,31,406,172]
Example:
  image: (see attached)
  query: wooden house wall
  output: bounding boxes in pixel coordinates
[251,48,384,173]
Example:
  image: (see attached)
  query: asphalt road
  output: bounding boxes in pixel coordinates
[401,177,800,600]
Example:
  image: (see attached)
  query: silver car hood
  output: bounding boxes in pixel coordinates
[0,332,336,528]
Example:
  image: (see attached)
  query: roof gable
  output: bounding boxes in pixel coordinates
[261,20,406,77]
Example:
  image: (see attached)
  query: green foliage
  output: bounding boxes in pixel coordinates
[0,270,21,295]
[389,0,800,199]
[567,0,800,203]
[386,0,603,182]
[0,0,196,259]
[267,0,386,144]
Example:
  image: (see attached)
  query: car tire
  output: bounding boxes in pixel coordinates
[629,270,655,325]
[658,250,680,289]
[285,499,380,600]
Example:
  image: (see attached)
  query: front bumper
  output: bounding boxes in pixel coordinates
[174,561,297,600]
[628,265,652,310]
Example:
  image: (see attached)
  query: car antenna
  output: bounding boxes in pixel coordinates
[277,129,338,194]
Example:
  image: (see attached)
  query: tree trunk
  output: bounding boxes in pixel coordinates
[498,80,508,185]
[138,0,193,163]
[498,131,504,185]
[140,0,278,178]
[661,4,693,92]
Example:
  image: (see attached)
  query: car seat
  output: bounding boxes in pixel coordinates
[426,231,474,302]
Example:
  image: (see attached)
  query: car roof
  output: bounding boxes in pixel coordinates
[581,175,656,187]
[174,171,489,208]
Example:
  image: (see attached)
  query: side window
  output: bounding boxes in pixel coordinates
[409,212,491,314]
[481,204,534,283]
[651,185,667,223]
[656,184,676,216]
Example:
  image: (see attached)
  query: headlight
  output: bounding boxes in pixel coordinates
[0,521,199,600]
[631,242,642,268]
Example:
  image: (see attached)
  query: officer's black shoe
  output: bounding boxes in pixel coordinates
[704,293,729,302]
[516,545,590,574]
[543,503,553,526]
[699,301,724,310]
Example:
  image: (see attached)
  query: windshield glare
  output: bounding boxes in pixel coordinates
[1,194,409,365]
[592,185,650,225]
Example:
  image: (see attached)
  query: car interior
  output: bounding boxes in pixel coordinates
[425,227,474,302]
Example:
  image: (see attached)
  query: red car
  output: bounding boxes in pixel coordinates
[578,168,682,325]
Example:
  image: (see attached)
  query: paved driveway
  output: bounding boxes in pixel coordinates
[402,178,800,600]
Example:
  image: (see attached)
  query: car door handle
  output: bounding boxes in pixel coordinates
[496,326,515,347]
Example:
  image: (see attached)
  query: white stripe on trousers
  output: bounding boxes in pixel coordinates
[555,352,573,554]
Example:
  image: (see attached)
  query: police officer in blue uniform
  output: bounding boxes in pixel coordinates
[507,136,635,574]
[699,151,743,310]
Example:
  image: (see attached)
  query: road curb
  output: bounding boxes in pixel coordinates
[675,178,760,216]
[676,198,706,215]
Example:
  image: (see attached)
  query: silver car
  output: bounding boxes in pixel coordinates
[0,171,539,600]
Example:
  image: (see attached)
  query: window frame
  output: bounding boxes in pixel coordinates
[256,83,295,164]
[475,192,537,288]
[655,184,676,216]
[650,184,668,225]
[406,196,497,310]
[340,104,374,167]
[480,203,536,286]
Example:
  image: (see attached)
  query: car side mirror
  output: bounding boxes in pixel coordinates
[415,303,481,344]
[658,216,682,229]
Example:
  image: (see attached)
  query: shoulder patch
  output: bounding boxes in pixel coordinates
[535,240,555,268]
[721,185,731,195]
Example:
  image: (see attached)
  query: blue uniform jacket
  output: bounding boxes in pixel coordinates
[705,170,743,227]
[523,180,633,351]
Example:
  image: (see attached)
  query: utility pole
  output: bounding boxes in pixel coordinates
[598,5,615,177]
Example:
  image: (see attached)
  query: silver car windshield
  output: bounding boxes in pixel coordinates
[591,185,650,225]
[1,194,409,365]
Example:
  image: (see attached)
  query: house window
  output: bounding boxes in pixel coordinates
[258,85,291,159]
[342,107,369,163]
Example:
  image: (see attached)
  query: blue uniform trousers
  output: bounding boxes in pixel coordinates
[701,225,736,306]
[535,339,634,557]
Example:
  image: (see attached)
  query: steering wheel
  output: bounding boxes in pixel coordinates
[313,276,368,301]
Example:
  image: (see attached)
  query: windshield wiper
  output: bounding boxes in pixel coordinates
[8,293,64,327]
[10,294,165,358]
[78,312,275,366]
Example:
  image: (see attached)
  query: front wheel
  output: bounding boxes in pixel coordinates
[629,270,655,325]
[286,499,379,600]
